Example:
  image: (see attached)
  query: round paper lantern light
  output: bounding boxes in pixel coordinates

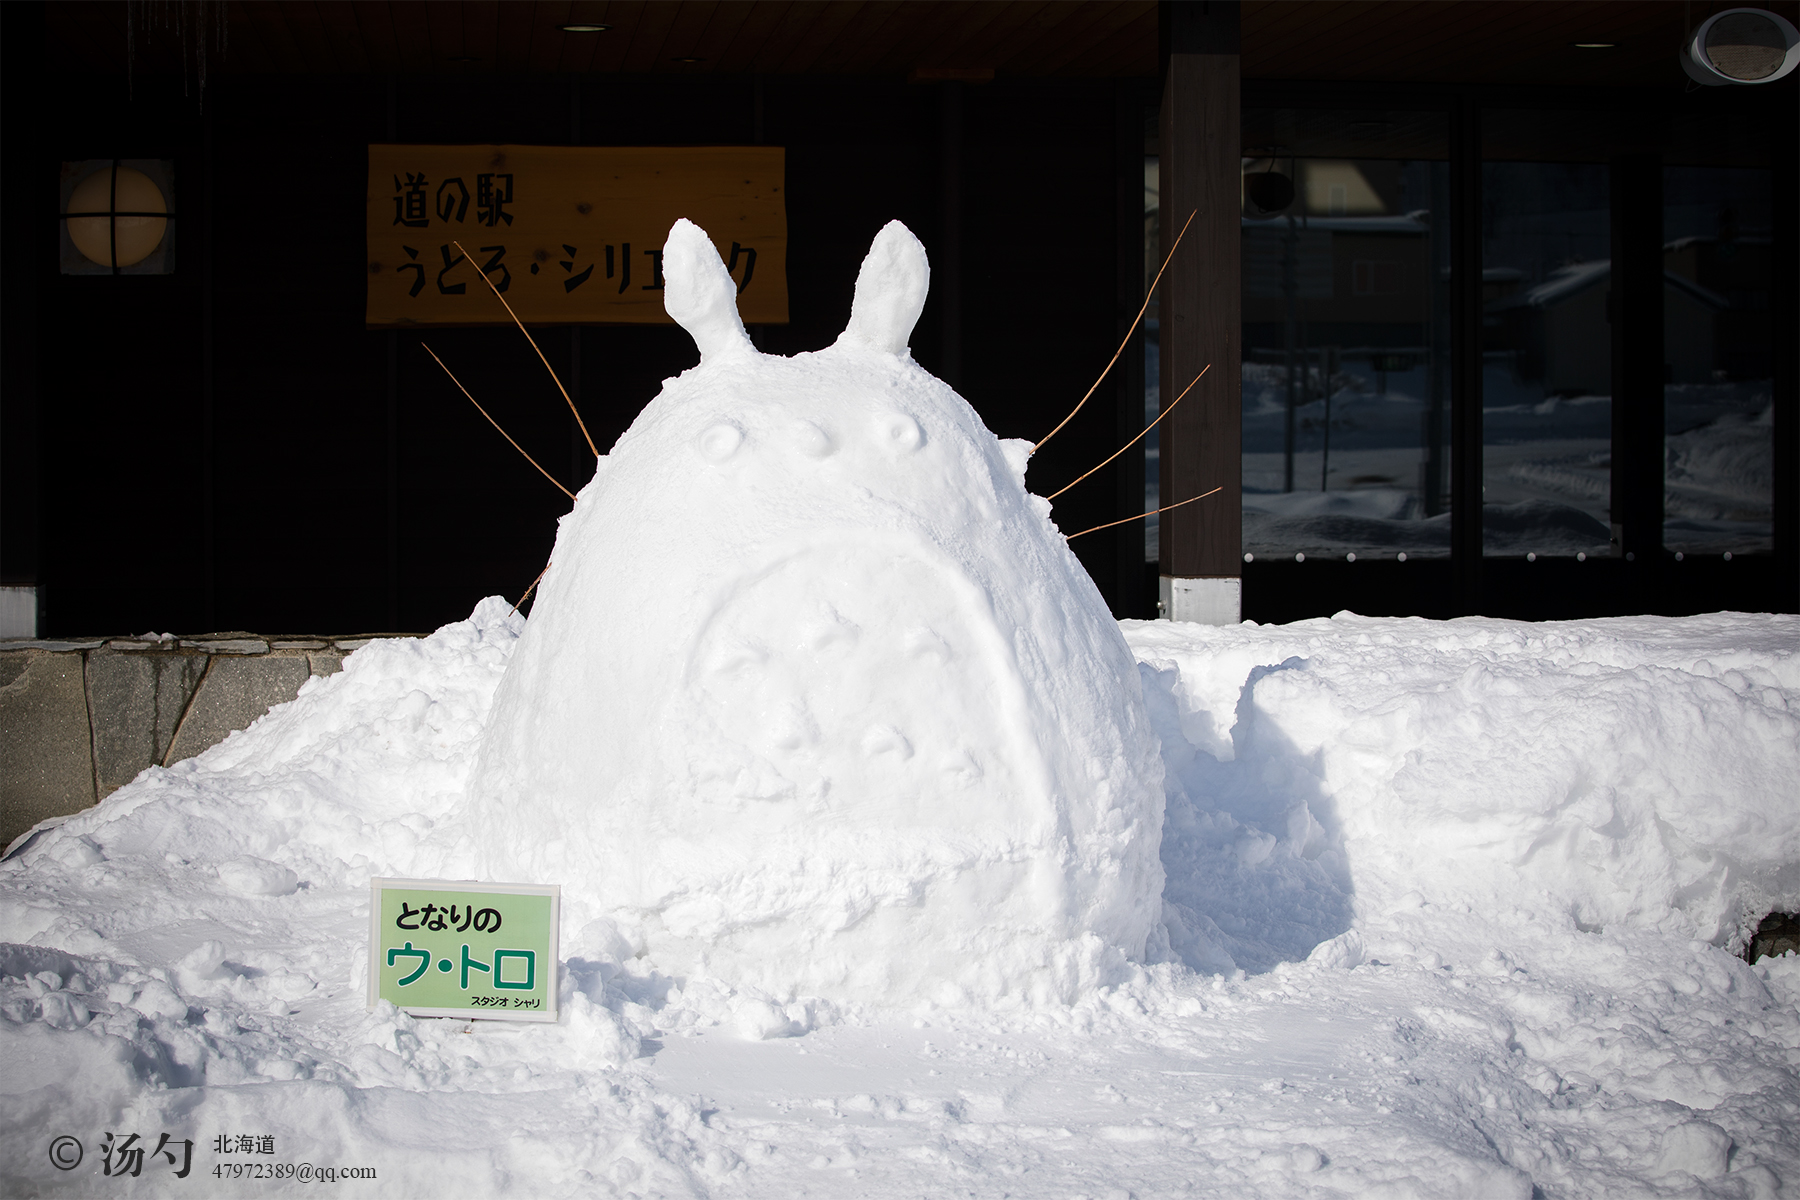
[66,166,169,268]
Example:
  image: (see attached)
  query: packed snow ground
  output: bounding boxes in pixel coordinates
[3,603,1798,1198]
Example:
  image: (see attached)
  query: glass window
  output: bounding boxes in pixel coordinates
[1237,110,1453,563]
[1663,166,1774,556]
[1480,161,1614,558]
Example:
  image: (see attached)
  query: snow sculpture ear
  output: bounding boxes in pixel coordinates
[663,218,754,362]
[839,220,929,355]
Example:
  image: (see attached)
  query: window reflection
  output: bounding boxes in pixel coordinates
[1239,155,1453,559]
[1663,166,1773,556]
[1480,161,1615,557]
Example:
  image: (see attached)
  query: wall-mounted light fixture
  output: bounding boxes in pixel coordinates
[1242,150,1295,216]
[559,23,611,33]
[60,159,175,275]
[1682,8,1800,85]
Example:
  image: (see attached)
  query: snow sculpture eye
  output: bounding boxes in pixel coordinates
[697,422,745,462]
[877,413,924,452]
[790,420,836,459]
[860,724,914,760]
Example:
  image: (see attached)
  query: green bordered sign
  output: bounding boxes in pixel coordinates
[368,878,560,1022]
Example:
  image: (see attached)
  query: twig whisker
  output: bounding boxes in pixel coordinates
[422,343,577,502]
[453,238,600,459]
[1063,486,1222,541]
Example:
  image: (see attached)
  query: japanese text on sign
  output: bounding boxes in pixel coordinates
[366,145,786,327]
[368,878,560,1022]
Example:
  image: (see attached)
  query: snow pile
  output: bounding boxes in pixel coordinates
[1664,393,1775,553]
[1128,611,1800,976]
[463,220,1164,1008]
[1667,408,1774,513]
[0,604,709,1194]
[3,606,1798,1196]
[1243,489,1452,559]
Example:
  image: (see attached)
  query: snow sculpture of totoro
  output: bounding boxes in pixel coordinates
[466,218,1164,1007]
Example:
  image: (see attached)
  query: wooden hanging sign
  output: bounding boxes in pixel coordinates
[366,144,787,327]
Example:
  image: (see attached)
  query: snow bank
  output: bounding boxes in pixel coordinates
[463,220,1165,1008]
[3,602,1798,1197]
[1129,611,1800,975]
[0,605,686,1195]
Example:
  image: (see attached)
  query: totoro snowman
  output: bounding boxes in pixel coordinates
[465,218,1164,1007]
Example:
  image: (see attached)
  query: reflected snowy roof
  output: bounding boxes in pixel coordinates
[1663,235,1772,251]
[1486,259,1729,311]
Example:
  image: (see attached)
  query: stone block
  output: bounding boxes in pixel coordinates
[109,635,177,650]
[307,652,345,678]
[164,654,312,766]
[1,652,97,850]
[85,648,209,798]
[183,637,269,655]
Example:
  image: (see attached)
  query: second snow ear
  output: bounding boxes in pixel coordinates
[840,220,930,355]
[663,218,754,362]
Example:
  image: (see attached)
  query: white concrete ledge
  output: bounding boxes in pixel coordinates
[1159,575,1241,625]
[0,587,36,639]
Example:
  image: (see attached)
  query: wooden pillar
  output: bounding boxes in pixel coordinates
[1116,81,1152,618]
[1158,1,1240,623]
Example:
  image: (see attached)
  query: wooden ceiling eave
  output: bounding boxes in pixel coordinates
[46,0,1161,79]
[41,0,1800,87]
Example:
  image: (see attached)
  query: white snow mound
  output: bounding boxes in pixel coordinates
[1128,611,1800,974]
[463,219,1166,1007]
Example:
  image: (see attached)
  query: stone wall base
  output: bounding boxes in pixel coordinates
[1,632,417,851]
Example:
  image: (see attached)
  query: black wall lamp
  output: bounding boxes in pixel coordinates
[1244,151,1295,216]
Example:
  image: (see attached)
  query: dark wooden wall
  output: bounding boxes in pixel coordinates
[5,43,1145,635]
